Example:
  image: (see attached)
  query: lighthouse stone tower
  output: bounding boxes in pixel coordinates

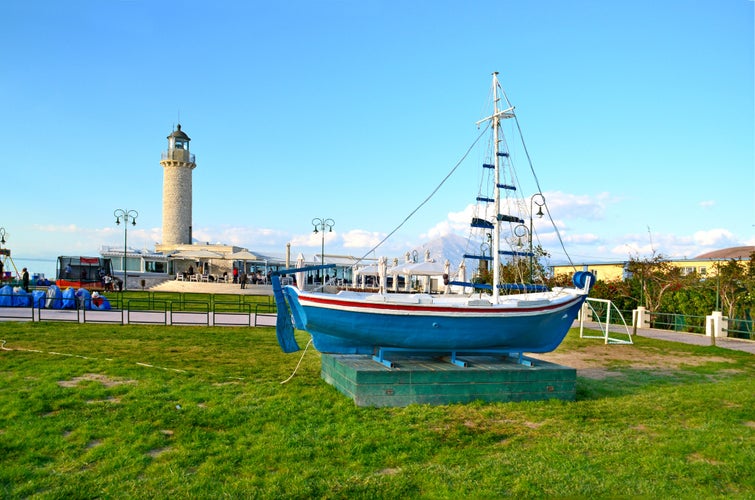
[159,124,196,248]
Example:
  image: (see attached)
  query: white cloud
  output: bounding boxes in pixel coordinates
[692,228,736,247]
[698,200,716,208]
[422,204,475,239]
[341,229,385,249]
[563,232,601,244]
[542,191,615,221]
[610,242,654,258]
[289,230,336,249]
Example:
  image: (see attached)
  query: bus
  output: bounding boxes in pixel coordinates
[56,256,115,291]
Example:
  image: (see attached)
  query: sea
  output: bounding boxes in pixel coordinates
[3,257,57,281]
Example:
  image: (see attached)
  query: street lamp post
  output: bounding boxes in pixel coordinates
[114,209,138,291]
[528,193,545,282]
[516,194,546,283]
[0,228,7,279]
[312,217,334,283]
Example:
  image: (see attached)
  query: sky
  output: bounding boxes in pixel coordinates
[1,0,753,278]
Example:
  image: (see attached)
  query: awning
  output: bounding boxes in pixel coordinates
[229,250,262,261]
[169,249,224,260]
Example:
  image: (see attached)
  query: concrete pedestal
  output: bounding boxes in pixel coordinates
[321,353,576,407]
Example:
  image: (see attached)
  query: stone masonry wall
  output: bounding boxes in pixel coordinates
[161,160,195,245]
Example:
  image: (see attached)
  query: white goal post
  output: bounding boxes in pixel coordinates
[579,297,633,344]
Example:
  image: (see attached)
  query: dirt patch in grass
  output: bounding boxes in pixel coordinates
[86,396,122,404]
[86,439,103,449]
[57,373,136,388]
[531,344,735,379]
[147,447,172,458]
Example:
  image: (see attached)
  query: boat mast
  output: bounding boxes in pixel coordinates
[481,72,516,301]
[492,73,502,301]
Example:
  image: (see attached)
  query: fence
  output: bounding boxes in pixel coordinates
[648,312,708,335]
[583,302,754,341]
[3,288,754,341]
[725,316,754,339]
[0,292,277,328]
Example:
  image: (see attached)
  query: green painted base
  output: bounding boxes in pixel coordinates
[321,353,576,407]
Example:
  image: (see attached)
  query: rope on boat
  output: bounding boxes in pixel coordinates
[356,123,491,265]
[508,106,576,272]
[280,338,313,384]
[353,77,577,276]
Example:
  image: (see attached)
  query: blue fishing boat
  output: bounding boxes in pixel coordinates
[273,72,593,366]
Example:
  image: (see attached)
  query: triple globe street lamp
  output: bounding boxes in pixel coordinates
[114,209,138,291]
[312,217,334,283]
[0,228,7,279]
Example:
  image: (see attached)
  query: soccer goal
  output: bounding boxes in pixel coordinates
[579,297,633,344]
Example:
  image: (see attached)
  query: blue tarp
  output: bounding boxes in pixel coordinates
[0,284,111,310]
[0,285,12,307]
[91,294,111,311]
[76,288,91,309]
[45,285,63,309]
[61,287,77,309]
[0,285,31,307]
[12,288,30,307]
[32,290,46,308]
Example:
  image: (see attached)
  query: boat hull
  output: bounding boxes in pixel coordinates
[283,286,587,355]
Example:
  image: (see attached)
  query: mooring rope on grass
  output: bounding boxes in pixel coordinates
[1,339,108,361]
[3,337,311,382]
[0,339,243,379]
[280,338,313,384]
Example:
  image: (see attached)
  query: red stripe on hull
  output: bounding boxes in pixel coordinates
[298,294,581,315]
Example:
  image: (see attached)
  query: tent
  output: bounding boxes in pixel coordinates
[388,250,449,293]
[354,264,381,289]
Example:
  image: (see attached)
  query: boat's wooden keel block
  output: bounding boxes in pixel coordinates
[321,353,576,407]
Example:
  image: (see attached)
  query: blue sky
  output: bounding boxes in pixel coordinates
[2,0,753,278]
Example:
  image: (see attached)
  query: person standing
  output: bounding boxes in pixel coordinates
[232,266,239,284]
[240,271,247,289]
[21,267,29,292]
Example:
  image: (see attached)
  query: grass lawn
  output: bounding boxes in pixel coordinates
[0,322,753,498]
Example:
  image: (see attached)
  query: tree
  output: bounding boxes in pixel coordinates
[623,252,685,313]
[713,253,755,319]
[499,244,551,292]
[589,278,637,311]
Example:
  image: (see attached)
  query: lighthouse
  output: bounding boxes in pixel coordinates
[159,124,196,247]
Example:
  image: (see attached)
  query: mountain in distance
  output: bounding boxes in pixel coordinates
[410,233,469,269]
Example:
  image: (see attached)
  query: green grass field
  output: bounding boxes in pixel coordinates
[0,322,752,498]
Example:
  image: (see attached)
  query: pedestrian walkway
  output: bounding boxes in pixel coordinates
[149,280,273,295]
[581,321,755,354]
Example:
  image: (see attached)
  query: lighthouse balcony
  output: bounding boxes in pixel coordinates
[161,150,195,163]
